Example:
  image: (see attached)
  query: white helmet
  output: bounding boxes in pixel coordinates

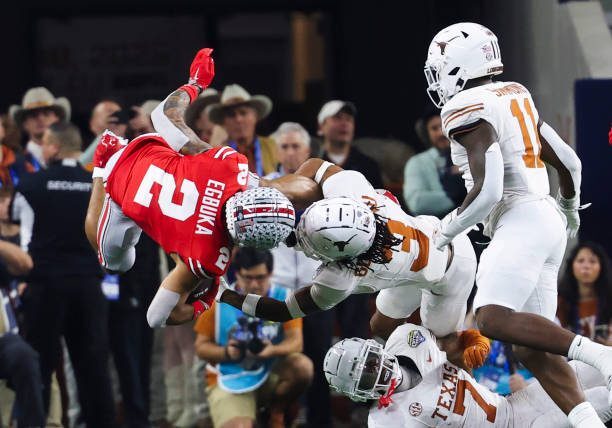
[225,187,295,249]
[424,22,503,107]
[324,337,401,402]
[296,197,375,262]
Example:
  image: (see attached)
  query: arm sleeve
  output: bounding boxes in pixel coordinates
[441,142,504,239]
[12,192,34,251]
[151,95,190,152]
[539,121,582,196]
[309,283,353,311]
[321,170,377,200]
[403,157,455,216]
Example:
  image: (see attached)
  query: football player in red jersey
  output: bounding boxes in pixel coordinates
[85,48,320,327]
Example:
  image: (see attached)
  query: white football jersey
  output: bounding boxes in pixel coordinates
[312,171,450,295]
[441,81,549,199]
[368,324,510,428]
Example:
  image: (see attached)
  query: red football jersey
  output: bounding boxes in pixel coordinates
[106,134,249,277]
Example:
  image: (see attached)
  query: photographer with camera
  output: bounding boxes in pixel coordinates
[194,248,313,428]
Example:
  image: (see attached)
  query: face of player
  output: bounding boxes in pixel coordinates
[236,263,272,296]
[41,130,60,163]
[22,108,60,142]
[320,111,355,146]
[222,105,257,143]
[90,101,127,137]
[356,346,398,399]
[573,247,601,286]
[426,115,449,151]
[276,131,310,174]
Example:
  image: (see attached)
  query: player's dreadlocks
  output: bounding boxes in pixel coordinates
[339,211,403,276]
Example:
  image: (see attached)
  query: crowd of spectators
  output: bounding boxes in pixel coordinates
[0,78,607,428]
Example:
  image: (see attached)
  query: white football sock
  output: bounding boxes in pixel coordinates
[567,401,605,427]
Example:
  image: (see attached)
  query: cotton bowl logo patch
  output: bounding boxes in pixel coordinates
[409,402,422,416]
[407,330,425,348]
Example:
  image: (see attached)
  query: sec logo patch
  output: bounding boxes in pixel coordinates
[409,402,422,416]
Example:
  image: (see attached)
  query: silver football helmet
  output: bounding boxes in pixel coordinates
[296,197,376,262]
[324,337,401,402]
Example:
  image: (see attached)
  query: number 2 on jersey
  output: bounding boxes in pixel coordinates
[510,98,545,169]
[134,165,198,221]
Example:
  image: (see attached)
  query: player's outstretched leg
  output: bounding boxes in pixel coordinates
[477,305,611,427]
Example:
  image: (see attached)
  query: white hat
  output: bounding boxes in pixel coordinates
[10,87,71,125]
[317,100,356,125]
[208,84,272,125]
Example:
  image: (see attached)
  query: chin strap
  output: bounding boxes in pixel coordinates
[377,378,398,409]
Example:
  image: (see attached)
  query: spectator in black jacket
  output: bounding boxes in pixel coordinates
[13,122,115,427]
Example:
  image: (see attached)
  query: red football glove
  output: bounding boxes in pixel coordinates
[93,130,126,170]
[187,277,220,319]
[189,48,215,89]
[608,124,612,146]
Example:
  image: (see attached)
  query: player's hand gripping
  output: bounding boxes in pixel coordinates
[459,329,491,369]
[188,48,215,90]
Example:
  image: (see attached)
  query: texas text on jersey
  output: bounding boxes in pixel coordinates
[105,134,248,277]
[369,324,509,427]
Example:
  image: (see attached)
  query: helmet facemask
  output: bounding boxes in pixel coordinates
[424,60,469,108]
[352,341,402,402]
[325,338,402,403]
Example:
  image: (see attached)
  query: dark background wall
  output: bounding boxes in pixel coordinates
[1,0,501,145]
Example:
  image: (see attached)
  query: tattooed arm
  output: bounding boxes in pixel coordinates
[151,88,212,155]
[150,48,216,155]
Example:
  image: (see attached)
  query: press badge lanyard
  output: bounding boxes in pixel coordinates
[229,138,264,177]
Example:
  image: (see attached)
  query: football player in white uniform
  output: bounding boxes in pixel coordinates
[323,324,612,428]
[217,159,488,367]
[423,22,612,427]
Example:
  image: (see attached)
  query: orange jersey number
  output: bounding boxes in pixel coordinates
[453,379,497,423]
[510,98,545,169]
[386,219,429,272]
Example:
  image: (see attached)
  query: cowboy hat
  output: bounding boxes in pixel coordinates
[208,84,272,125]
[9,87,71,125]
